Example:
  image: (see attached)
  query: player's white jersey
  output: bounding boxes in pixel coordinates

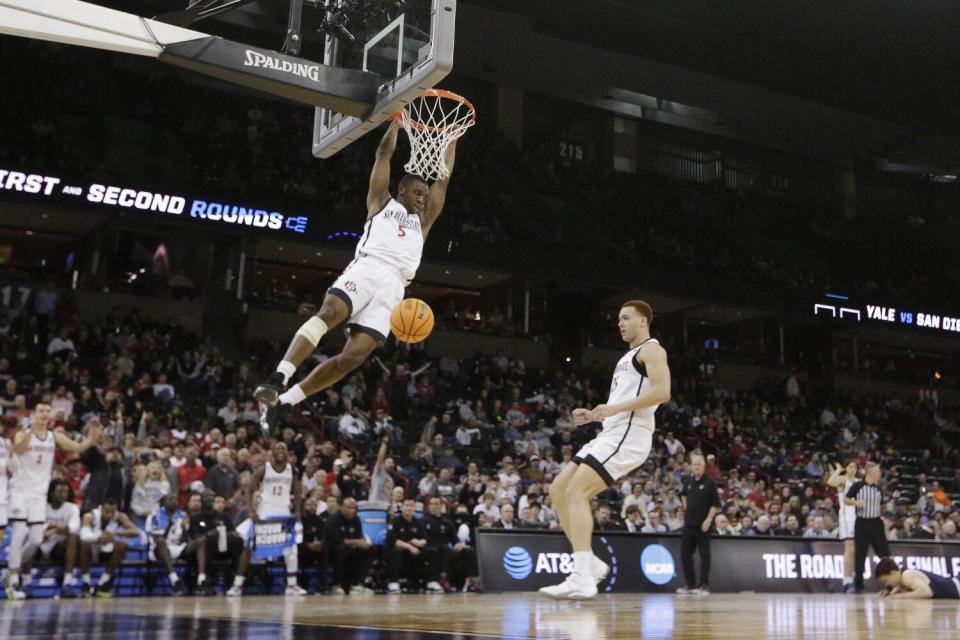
[0,437,9,506]
[354,198,423,284]
[259,462,293,519]
[604,338,661,431]
[46,501,81,536]
[10,430,56,497]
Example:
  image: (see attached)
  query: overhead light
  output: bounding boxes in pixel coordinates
[25,230,33,235]
[565,356,572,363]
[444,270,450,275]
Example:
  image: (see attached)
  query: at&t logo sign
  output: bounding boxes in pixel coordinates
[640,544,675,585]
[503,546,533,580]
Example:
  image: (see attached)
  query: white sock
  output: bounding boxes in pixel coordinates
[233,575,245,587]
[8,573,19,587]
[62,573,75,586]
[98,572,111,586]
[276,361,296,385]
[573,551,594,578]
[83,573,91,585]
[287,575,298,587]
[197,573,207,584]
[279,384,306,407]
[169,572,179,585]
[843,575,853,585]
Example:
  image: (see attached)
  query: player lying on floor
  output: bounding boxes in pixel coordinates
[875,557,960,599]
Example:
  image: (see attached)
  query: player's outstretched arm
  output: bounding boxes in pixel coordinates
[367,119,402,217]
[887,572,933,599]
[11,429,30,455]
[422,140,457,237]
[54,423,102,454]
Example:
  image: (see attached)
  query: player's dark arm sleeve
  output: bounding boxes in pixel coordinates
[846,481,864,500]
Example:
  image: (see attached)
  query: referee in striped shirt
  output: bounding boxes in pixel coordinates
[844,462,889,592]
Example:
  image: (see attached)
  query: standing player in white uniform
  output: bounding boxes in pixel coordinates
[541,300,671,600]
[827,460,859,593]
[5,403,100,599]
[255,120,459,433]
[0,434,9,553]
[228,442,305,596]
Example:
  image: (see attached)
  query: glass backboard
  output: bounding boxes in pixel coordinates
[312,0,456,159]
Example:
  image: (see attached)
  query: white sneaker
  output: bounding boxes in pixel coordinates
[386,582,401,593]
[352,585,374,594]
[676,586,693,595]
[226,585,243,597]
[285,585,307,596]
[538,574,598,601]
[692,587,710,596]
[425,581,444,593]
[331,586,346,595]
[590,556,610,585]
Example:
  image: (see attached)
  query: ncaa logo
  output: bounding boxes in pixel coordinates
[640,544,675,585]
[502,546,533,580]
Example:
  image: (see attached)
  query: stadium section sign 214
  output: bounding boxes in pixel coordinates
[0,167,308,235]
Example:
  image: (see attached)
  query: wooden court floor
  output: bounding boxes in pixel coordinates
[2,592,959,639]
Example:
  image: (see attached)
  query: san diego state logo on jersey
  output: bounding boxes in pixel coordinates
[344,281,357,292]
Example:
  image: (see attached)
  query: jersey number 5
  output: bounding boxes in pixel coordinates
[397,226,406,237]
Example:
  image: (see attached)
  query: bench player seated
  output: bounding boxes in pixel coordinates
[254,120,458,434]
[78,497,143,597]
[20,480,82,598]
[147,494,214,595]
[876,557,960,599]
[227,442,307,596]
[386,498,430,593]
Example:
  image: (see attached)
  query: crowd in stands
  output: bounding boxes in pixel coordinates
[5,39,960,313]
[2,286,960,598]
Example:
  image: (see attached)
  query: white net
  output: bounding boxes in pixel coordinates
[397,89,476,181]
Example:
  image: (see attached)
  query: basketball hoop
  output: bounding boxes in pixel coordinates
[394,89,476,181]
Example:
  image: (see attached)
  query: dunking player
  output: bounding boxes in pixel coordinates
[254,120,458,432]
[5,403,100,599]
[876,557,960,599]
[541,300,671,600]
[827,460,860,593]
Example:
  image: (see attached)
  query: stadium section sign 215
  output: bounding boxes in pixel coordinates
[0,167,308,235]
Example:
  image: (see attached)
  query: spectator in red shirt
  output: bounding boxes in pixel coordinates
[176,445,207,507]
[747,481,767,510]
[705,454,722,481]
[728,435,746,461]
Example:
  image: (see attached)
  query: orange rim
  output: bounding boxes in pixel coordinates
[395,88,477,133]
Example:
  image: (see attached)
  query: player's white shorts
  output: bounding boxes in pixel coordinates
[148,541,187,563]
[329,255,405,344]
[0,503,8,528]
[574,423,653,484]
[9,493,46,524]
[39,533,67,557]
[838,509,856,540]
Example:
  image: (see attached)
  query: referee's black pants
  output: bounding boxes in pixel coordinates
[854,518,889,590]
[680,525,712,589]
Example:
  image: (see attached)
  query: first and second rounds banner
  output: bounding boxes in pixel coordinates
[476,529,960,593]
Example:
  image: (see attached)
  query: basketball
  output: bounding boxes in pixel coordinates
[390,298,435,343]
